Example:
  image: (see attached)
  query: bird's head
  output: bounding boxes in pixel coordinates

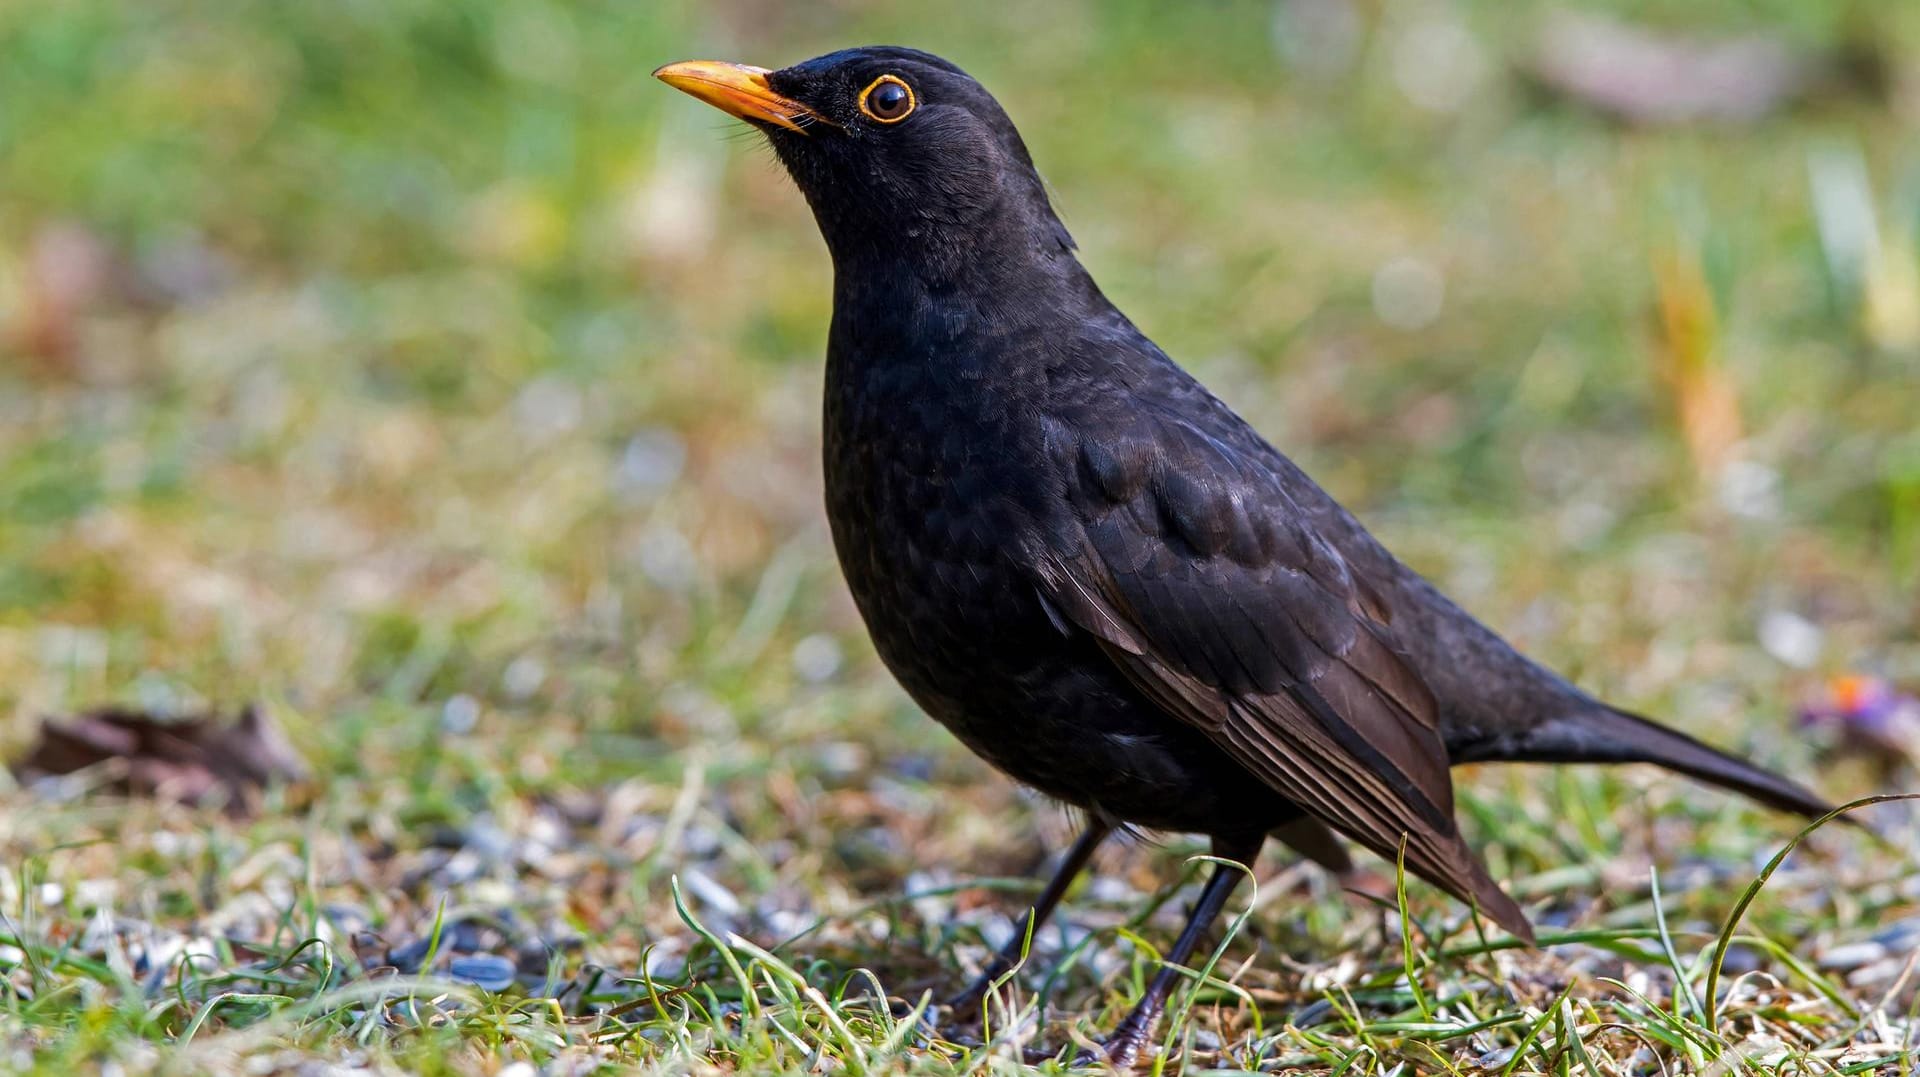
[654,47,1074,277]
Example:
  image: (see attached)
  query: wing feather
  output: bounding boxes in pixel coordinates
[1037,403,1534,942]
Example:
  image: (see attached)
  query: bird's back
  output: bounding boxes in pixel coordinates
[1038,320,1834,825]
[1034,313,1594,749]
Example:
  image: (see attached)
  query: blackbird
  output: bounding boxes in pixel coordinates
[656,48,1837,1063]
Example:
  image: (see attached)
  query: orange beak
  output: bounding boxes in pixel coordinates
[652,60,825,134]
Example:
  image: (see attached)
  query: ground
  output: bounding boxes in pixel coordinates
[2,1,1919,1073]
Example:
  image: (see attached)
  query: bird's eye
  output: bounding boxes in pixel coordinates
[858,75,915,123]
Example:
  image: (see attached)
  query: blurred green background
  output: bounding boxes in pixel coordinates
[4,0,1916,762]
[2,0,1920,1062]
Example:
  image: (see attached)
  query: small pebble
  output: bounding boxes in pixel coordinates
[502,656,546,701]
[1718,943,1766,976]
[615,428,687,498]
[516,942,562,979]
[681,867,743,919]
[449,954,517,992]
[1847,957,1907,988]
[1757,610,1822,668]
[1871,917,1920,952]
[1818,941,1887,971]
[887,753,937,782]
[814,740,866,777]
[1290,999,1335,1028]
[322,904,373,936]
[443,919,494,953]
[463,817,515,861]
[643,944,686,979]
[791,633,843,682]
[440,694,480,735]
[514,377,584,440]
[386,938,431,973]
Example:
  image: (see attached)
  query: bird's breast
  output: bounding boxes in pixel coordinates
[821,346,1065,696]
[813,335,1312,832]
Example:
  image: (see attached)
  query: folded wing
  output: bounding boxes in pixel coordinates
[1033,393,1533,942]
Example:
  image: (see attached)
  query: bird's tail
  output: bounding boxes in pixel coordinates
[1459,705,1837,819]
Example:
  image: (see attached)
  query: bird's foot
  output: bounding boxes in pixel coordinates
[941,975,995,1019]
[1097,1029,1149,1069]
[1072,1009,1157,1069]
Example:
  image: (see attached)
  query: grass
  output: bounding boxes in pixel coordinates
[3,0,1920,1072]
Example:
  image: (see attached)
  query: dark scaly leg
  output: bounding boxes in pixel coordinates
[946,818,1113,1015]
[1100,834,1263,1067]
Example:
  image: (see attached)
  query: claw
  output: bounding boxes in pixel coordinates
[1096,1015,1154,1068]
[1067,1038,1147,1069]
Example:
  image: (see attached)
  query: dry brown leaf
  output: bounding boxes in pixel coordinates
[12,704,308,815]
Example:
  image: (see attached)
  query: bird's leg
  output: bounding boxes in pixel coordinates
[1098,834,1263,1068]
[945,818,1113,1016]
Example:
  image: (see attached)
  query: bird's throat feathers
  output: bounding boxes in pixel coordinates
[823,231,1112,387]
[788,154,1080,290]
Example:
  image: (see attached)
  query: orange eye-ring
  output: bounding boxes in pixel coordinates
[858,74,915,123]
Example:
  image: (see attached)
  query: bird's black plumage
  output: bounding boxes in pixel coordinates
[656,46,1838,1059]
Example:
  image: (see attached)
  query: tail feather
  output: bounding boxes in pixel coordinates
[1459,705,1836,819]
[1452,843,1537,944]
